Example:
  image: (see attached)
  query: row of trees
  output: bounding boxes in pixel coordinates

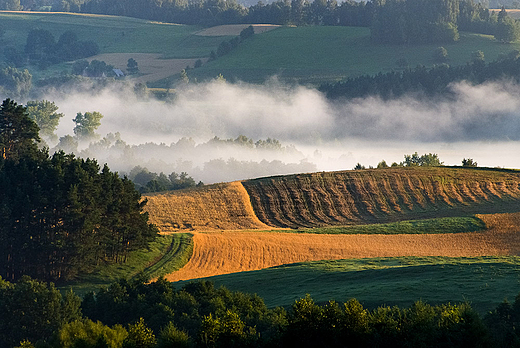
[0,99,158,281]
[4,276,520,347]
[319,50,520,100]
[128,166,202,193]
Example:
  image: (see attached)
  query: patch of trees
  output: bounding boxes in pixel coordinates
[355,152,443,170]
[8,276,520,347]
[209,25,255,62]
[25,29,99,69]
[71,59,116,77]
[128,166,202,193]
[319,52,520,100]
[0,99,158,282]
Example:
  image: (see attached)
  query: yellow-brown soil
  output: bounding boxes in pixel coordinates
[243,167,520,228]
[85,53,206,83]
[144,181,271,233]
[166,212,520,281]
[194,24,280,36]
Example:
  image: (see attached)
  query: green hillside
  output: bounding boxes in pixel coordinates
[183,256,520,313]
[185,26,520,84]
[0,11,226,57]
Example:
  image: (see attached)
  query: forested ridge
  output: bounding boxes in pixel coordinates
[319,51,520,100]
[2,276,520,348]
[0,98,158,282]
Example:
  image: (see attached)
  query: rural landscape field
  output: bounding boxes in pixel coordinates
[4,0,520,346]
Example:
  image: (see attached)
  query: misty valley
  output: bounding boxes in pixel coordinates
[4,0,520,347]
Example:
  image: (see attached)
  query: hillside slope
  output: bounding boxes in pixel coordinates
[144,181,270,233]
[242,167,520,228]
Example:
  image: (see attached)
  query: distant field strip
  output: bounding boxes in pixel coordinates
[144,181,271,233]
[165,212,520,281]
[242,167,520,228]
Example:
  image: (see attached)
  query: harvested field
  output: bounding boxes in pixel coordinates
[144,181,271,233]
[243,167,520,228]
[86,53,206,83]
[195,24,280,36]
[166,212,520,281]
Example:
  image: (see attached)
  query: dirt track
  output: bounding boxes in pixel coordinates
[165,212,520,281]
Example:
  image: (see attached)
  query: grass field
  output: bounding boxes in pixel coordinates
[279,216,486,235]
[186,26,520,84]
[3,12,520,85]
[176,256,520,314]
[62,233,193,295]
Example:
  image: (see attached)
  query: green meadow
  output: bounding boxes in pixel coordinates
[179,256,520,313]
[186,26,520,84]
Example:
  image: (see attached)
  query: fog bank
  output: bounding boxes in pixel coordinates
[27,79,520,182]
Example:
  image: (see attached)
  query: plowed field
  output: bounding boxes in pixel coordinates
[242,167,520,228]
[165,212,520,281]
[144,181,270,233]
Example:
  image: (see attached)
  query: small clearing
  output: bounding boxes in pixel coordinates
[165,212,520,281]
[86,53,206,83]
[195,24,280,36]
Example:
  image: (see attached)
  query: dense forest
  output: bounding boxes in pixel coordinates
[1,276,520,348]
[0,98,158,281]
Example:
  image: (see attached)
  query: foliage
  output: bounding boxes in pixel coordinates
[56,319,128,348]
[73,111,104,141]
[26,100,64,142]
[0,276,81,347]
[462,158,478,167]
[0,98,40,162]
[158,322,190,348]
[25,29,99,68]
[128,166,200,193]
[403,152,443,167]
[0,99,158,281]
[127,58,139,75]
[0,66,32,100]
[124,318,157,348]
[320,54,520,100]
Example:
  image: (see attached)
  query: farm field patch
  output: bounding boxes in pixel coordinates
[164,212,520,281]
[184,255,520,313]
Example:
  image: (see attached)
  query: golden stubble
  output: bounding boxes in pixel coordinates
[165,212,520,282]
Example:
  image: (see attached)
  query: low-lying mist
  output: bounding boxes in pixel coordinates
[22,78,520,183]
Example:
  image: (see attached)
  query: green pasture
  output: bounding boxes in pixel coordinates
[0,12,228,57]
[179,256,520,314]
[187,26,520,84]
[62,233,193,296]
[281,216,486,235]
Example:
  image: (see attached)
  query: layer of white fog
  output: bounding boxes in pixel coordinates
[28,79,520,183]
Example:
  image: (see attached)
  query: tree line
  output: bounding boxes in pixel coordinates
[319,50,520,100]
[3,0,516,44]
[3,276,520,347]
[0,98,158,282]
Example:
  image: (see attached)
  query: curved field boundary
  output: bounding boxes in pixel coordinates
[144,181,271,233]
[242,167,520,228]
[140,233,193,280]
[165,212,520,282]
